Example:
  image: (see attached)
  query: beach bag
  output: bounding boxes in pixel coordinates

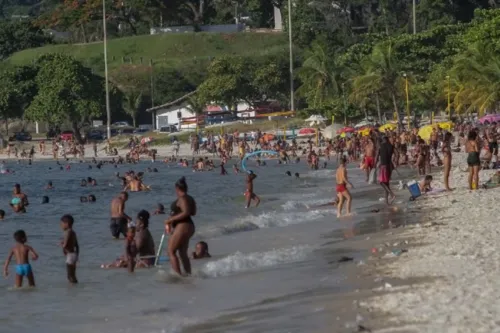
[368,166,378,184]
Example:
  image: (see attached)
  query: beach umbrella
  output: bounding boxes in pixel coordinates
[379,123,397,132]
[357,127,372,137]
[337,126,355,134]
[437,121,454,131]
[298,128,316,135]
[417,124,436,142]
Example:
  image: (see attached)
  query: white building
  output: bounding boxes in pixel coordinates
[154,103,196,130]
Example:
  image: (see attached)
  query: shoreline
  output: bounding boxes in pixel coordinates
[354,153,499,332]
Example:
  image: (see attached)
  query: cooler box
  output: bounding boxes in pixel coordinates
[407,180,421,199]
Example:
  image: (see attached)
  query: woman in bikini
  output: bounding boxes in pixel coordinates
[466,130,480,190]
[442,132,453,191]
[164,177,196,276]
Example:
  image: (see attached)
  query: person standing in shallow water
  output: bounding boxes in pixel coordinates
[376,136,396,205]
[110,192,131,239]
[10,184,29,213]
[164,177,196,276]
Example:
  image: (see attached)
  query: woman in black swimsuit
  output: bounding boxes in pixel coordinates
[466,130,480,190]
[165,177,196,276]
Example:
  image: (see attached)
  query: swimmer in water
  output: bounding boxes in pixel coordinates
[335,156,353,218]
[80,179,87,187]
[3,229,39,288]
[46,181,54,190]
[10,184,28,213]
[285,171,292,176]
[192,241,211,259]
[0,210,4,220]
[245,171,260,209]
[294,172,300,178]
[41,196,49,204]
[153,203,165,215]
[88,195,96,202]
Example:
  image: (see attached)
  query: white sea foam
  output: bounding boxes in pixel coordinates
[199,245,312,278]
[198,209,329,238]
[281,198,332,210]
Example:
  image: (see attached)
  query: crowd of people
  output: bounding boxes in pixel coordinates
[2,120,499,288]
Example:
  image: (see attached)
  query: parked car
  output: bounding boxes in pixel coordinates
[9,131,32,141]
[102,129,119,140]
[159,125,178,133]
[478,114,500,125]
[46,127,60,139]
[112,121,130,127]
[86,130,105,141]
[119,128,135,135]
[60,131,74,141]
[133,128,149,134]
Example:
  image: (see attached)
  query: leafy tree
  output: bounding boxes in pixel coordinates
[25,54,104,143]
[0,66,38,134]
[152,67,197,106]
[110,64,152,127]
[197,56,252,114]
[0,20,51,59]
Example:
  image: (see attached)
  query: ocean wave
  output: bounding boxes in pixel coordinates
[197,210,329,239]
[199,245,312,278]
[281,198,333,211]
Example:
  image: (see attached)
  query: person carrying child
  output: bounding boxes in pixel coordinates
[3,230,39,288]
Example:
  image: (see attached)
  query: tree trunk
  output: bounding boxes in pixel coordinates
[375,93,382,123]
[5,118,8,135]
[132,115,136,128]
[71,122,84,144]
[363,106,368,120]
[81,24,87,43]
[391,91,399,122]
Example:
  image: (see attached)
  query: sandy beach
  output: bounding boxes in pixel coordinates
[356,152,500,332]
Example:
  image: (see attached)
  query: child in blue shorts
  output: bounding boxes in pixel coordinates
[3,230,39,287]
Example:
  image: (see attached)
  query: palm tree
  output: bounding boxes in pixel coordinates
[123,91,143,128]
[451,43,500,116]
[351,42,403,121]
[185,95,205,132]
[296,41,342,109]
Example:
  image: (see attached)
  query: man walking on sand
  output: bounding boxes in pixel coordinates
[376,136,396,205]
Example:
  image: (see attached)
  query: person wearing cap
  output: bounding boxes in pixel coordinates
[244,170,260,209]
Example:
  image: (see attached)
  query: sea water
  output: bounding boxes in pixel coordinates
[0,158,408,333]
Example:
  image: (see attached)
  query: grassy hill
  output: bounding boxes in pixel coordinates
[8,32,289,71]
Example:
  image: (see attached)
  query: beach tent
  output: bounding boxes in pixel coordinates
[305,115,326,126]
[379,123,397,132]
[321,124,343,139]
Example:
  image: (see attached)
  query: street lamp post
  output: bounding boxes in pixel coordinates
[288,0,295,112]
[403,73,411,129]
[446,75,451,120]
[412,0,416,34]
[103,0,111,139]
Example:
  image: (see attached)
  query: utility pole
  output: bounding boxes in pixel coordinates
[103,0,111,138]
[288,0,295,112]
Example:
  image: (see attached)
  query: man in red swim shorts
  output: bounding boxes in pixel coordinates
[335,157,354,218]
[376,136,396,205]
[363,137,376,182]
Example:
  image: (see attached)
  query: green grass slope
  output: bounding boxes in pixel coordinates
[8,32,288,71]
